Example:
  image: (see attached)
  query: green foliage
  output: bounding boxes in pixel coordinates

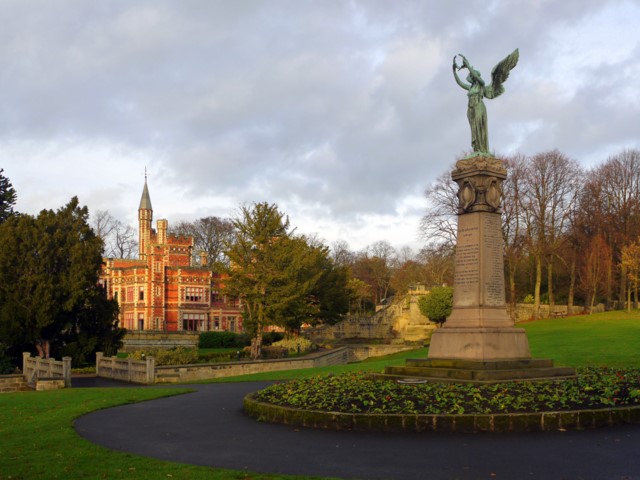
[224,202,348,357]
[256,367,640,415]
[199,331,251,348]
[523,294,535,304]
[129,347,199,366]
[417,286,453,326]
[0,168,17,224]
[262,331,285,345]
[0,197,124,365]
[271,337,314,353]
[199,349,250,362]
[0,347,16,374]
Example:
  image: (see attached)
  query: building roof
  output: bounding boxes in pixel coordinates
[139,179,153,210]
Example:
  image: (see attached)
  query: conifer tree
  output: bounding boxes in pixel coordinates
[0,197,123,365]
[0,168,17,224]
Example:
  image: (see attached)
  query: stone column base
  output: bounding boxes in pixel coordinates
[427,327,531,361]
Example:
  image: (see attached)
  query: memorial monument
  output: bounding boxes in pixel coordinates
[385,50,574,382]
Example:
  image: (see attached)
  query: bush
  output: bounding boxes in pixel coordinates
[523,294,535,304]
[418,286,453,327]
[199,350,250,363]
[262,331,285,346]
[199,331,251,349]
[271,337,313,354]
[129,347,199,366]
[0,349,16,375]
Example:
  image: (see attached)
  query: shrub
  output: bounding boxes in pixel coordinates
[199,331,251,348]
[129,347,198,366]
[262,331,285,346]
[523,294,535,304]
[271,337,313,354]
[418,286,453,327]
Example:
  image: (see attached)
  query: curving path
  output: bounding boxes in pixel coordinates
[74,382,640,480]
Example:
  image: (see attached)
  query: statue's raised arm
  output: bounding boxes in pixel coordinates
[453,49,519,154]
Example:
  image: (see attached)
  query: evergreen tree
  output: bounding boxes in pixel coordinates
[0,197,123,366]
[224,203,349,357]
[0,168,17,224]
[418,286,453,327]
[224,202,291,359]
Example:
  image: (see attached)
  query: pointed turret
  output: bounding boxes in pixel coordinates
[138,175,153,260]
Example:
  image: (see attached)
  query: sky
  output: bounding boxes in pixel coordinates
[2,0,639,253]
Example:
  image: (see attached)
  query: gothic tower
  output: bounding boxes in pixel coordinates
[138,176,153,260]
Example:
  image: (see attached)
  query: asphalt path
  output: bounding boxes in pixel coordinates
[74,381,640,480]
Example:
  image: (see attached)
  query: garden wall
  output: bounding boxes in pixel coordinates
[120,331,199,352]
[154,347,351,383]
[0,374,29,393]
[508,303,605,322]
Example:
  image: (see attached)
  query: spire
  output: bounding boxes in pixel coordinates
[139,170,152,211]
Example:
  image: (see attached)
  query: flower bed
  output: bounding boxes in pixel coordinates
[245,367,640,432]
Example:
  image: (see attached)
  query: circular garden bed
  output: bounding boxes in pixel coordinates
[244,367,640,433]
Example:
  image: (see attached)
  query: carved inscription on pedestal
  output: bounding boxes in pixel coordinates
[453,212,505,308]
[482,213,505,307]
[453,216,480,307]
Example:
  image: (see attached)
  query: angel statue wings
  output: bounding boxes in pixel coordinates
[453,49,519,154]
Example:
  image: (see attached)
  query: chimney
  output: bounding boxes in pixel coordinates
[199,251,208,267]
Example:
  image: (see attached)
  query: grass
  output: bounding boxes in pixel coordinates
[0,387,335,480]
[522,309,640,368]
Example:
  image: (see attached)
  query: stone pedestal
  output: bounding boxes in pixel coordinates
[428,154,531,361]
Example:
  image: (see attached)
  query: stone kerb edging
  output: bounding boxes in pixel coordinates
[244,393,640,433]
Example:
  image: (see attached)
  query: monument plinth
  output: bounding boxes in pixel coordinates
[427,154,531,360]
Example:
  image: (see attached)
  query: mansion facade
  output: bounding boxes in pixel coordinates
[100,180,243,333]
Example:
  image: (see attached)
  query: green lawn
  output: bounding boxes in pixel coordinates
[2,310,639,479]
[522,309,640,368]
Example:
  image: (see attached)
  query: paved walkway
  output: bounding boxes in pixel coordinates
[74,382,640,480]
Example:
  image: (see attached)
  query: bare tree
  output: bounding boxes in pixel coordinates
[520,150,583,319]
[91,210,137,259]
[330,239,354,268]
[420,167,458,250]
[170,216,234,268]
[502,154,528,306]
[579,235,612,313]
[111,220,138,259]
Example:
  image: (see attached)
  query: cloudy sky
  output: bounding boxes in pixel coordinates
[2,1,639,252]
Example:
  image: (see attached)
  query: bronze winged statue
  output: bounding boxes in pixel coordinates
[453,49,519,154]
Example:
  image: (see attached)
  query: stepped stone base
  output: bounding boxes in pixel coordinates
[427,327,532,361]
[381,358,575,384]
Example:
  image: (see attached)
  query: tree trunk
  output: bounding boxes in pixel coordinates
[620,264,627,309]
[250,332,263,360]
[508,267,517,308]
[567,257,576,314]
[627,282,632,313]
[547,259,555,313]
[590,290,596,314]
[533,255,542,320]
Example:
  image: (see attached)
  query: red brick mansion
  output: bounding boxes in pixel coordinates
[100,180,243,333]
